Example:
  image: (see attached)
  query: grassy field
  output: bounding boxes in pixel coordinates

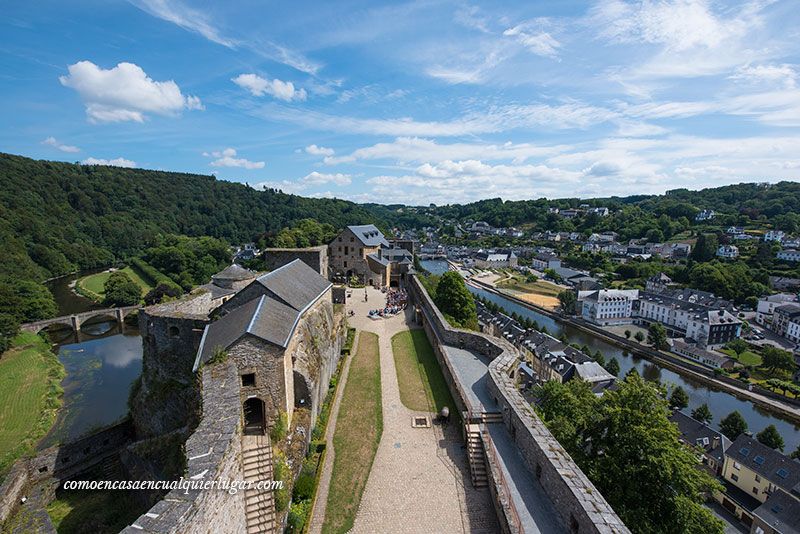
[392,329,455,413]
[497,274,564,297]
[0,332,65,479]
[76,266,153,301]
[322,332,382,534]
[720,348,763,367]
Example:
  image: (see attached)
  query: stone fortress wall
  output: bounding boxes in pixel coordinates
[409,274,629,534]
[262,246,328,277]
[122,361,246,534]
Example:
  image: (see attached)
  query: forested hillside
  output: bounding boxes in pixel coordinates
[0,153,378,283]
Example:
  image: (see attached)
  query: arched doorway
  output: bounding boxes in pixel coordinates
[243,397,265,435]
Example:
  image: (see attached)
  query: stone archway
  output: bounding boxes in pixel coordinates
[243,397,265,435]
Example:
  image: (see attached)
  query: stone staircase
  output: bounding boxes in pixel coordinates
[465,423,488,488]
[480,412,503,424]
[242,434,276,534]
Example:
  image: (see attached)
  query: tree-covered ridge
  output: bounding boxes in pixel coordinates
[0,152,379,282]
[394,181,800,236]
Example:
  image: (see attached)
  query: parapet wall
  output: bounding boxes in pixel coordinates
[123,360,245,533]
[410,275,629,534]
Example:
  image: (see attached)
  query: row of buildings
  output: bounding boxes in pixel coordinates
[577,274,743,365]
[476,301,617,394]
[671,409,800,534]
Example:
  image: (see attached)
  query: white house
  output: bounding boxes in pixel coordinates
[756,293,799,326]
[531,253,561,271]
[695,209,715,221]
[777,249,800,262]
[578,289,639,326]
[716,245,739,259]
[764,230,785,242]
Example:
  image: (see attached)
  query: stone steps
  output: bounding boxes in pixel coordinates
[242,434,276,534]
[465,424,488,488]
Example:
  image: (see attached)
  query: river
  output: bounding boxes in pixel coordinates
[420,260,800,451]
[40,272,143,447]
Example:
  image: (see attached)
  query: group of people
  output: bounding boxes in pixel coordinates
[367,287,409,319]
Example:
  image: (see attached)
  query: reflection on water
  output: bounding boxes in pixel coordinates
[420,260,800,451]
[41,330,142,448]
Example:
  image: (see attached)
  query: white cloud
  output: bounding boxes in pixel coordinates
[503,20,561,58]
[60,61,202,123]
[255,171,351,194]
[300,171,351,186]
[325,137,569,165]
[730,64,798,89]
[81,157,136,167]
[304,144,334,157]
[42,136,80,153]
[129,0,237,47]
[205,148,265,169]
[267,101,616,137]
[232,74,307,101]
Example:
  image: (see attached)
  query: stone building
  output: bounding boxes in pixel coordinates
[194,259,343,432]
[327,224,414,287]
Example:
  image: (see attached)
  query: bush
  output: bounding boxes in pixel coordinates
[288,500,310,532]
[103,271,141,306]
[272,451,290,512]
[292,458,318,502]
[270,410,288,442]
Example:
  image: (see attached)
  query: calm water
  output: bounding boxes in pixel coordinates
[421,260,800,451]
[39,272,143,447]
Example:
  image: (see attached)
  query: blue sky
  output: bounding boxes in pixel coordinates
[2,0,800,205]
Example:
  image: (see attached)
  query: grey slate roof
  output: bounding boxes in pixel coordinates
[255,259,332,312]
[212,264,257,281]
[726,435,800,494]
[669,410,730,463]
[194,295,300,370]
[753,490,800,534]
[366,252,390,267]
[348,224,389,247]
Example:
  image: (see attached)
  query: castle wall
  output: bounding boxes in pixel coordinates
[122,361,246,534]
[228,336,289,426]
[409,275,629,534]
[262,246,328,277]
[132,294,213,438]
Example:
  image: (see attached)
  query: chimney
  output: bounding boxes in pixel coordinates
[712,436,720,449]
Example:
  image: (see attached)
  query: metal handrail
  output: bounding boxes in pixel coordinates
[481,429,524,533]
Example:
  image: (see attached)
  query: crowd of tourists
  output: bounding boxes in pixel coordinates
[368,288,408,319]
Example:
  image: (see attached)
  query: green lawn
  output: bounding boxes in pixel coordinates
[0,332,65,479]
[322,331,382,534]
[720,348,763,367]
[497,275,563,297]
[391,329,455,413]
[76,266,153,301]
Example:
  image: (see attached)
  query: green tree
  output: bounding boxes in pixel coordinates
[726,338,749,357]
[669,386,689,410]
[719,411,748,441]
[606,357,620,377]
[761,346,796,374]
[789,445,800,460]
[634,331,645,342]
[691,403,713,424]
[103,271,141,306]
[557,289,577,314]
[624,329,631,339]
[647,323,669,350]
[690,233,718,262]
[756,425,785,451]
[537,374,724,534]
[434,271,478,330]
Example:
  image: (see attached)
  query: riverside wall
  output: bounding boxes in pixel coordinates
[409,275,629,534]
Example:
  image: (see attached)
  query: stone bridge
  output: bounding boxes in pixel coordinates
[21,306,141,336]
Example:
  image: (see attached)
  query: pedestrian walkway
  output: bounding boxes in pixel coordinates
[344,286,497,533]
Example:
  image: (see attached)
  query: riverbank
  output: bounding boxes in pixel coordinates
[468,277,800,425]
[75,266,153,303]
[0,332,65,480]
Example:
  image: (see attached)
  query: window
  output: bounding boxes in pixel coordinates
[731,474,739,482]
[241,373,256,387]
[38,466,48,473]
[752,487,759,495]
[755,475,761,483]
[343,261,348,268]
[733,461,741,470]
[350,237,354,242]
[168,325,180,337]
